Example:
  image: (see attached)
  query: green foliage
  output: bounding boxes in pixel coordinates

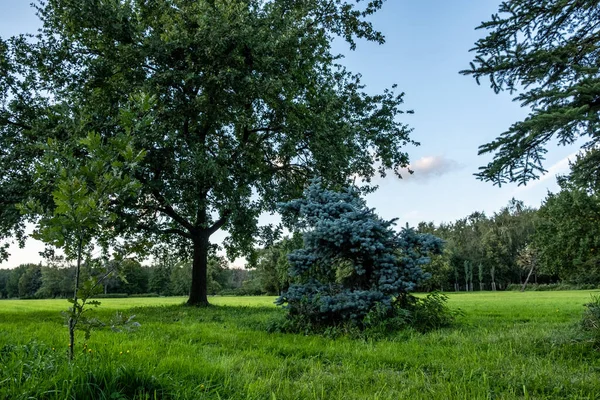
[533,182,600,283]
[481,200,537,288]
[148,252,173,296]
[250,234,303,295]
[206,256,230,296]
[568,148,600,194]
[0,253,248,299]
[403,292,464,333]
[462,0,600,185]
[417,199,539,291]
[36,262,75,298]
[17,264,42,298]
[118,259,149,295]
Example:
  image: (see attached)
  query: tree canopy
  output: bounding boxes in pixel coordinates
[533,179,600,283]
[0,0,416,305]
[462,0,600,186]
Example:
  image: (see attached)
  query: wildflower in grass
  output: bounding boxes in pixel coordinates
[120,351,123,355]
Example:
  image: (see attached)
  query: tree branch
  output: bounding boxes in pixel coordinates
[150,189,194,232]
[207,210,231,236]
[136,223,193,239]
[0,111,32,130]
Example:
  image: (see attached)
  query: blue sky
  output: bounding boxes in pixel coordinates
[0,0,581,267]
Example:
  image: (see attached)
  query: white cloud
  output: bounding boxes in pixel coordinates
[398,155,462,183]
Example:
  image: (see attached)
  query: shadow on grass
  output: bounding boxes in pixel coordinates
[129,303,284,331]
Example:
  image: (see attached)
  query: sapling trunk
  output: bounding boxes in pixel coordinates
[68,235,83,361]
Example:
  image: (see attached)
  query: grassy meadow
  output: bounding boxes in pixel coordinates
[1,291,599,399]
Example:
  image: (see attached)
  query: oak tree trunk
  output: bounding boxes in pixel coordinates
[187,234,210,306]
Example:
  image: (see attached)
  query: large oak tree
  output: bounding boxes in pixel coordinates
[1,0,416,305]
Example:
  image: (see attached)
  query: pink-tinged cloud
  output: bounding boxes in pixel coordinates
[399,155,461,182]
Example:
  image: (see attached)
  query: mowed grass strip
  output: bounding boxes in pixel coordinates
[0,291,599,399]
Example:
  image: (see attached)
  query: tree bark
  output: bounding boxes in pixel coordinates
[520,264,535,292]
[187,233,210,306]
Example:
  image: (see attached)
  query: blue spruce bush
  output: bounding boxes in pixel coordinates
[276,180,445,330]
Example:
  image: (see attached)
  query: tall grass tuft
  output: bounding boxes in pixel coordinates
[582,294,600,346]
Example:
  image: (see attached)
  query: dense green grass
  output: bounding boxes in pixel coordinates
[1,291,599,399]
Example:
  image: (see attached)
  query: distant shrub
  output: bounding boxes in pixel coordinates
[92,293,129,298]
[404,292,464,332]
[218,287,264,296]
[129,293,160,298]
[216,289,239,296]
[507,283,599,291]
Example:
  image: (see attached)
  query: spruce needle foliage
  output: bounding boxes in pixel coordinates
[462,0,600,186]
[276,180,445,331]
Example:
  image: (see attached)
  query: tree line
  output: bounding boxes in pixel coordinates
[0,255,249,299]
[255,161,600,294]
[2,154,599,300]
[418,167,600,292]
